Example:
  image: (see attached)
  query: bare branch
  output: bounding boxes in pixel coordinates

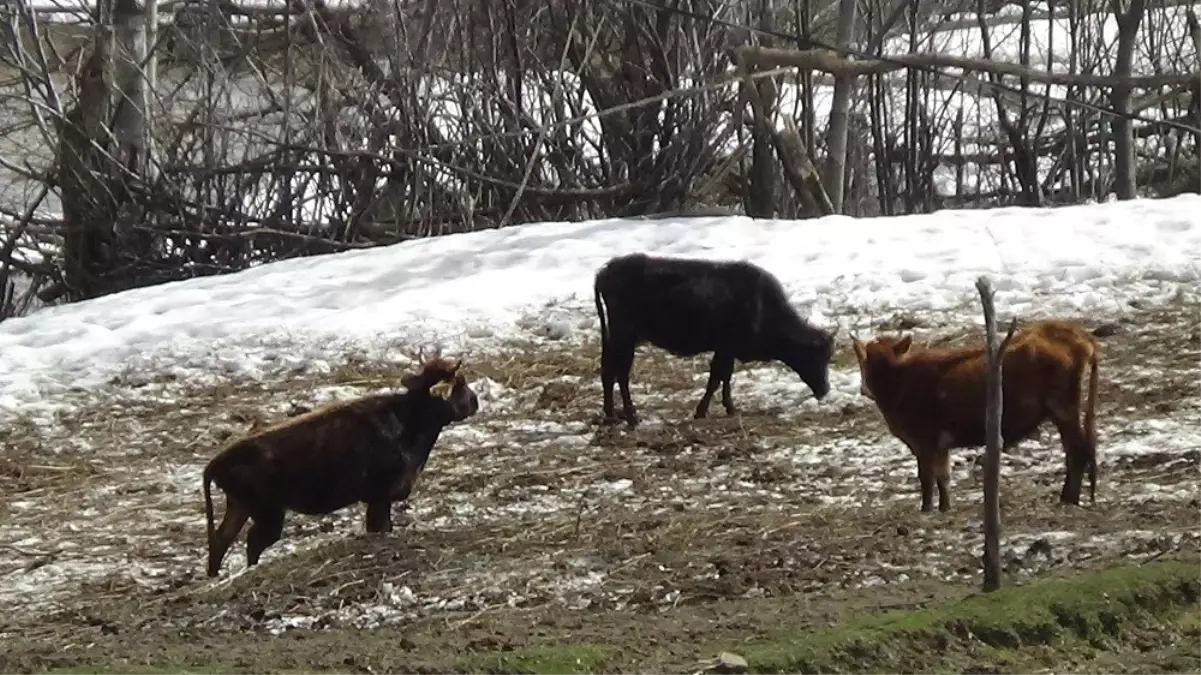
[735,45,1199,90]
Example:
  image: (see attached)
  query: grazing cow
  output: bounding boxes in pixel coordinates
[593,252,836,426]
[202,356,479,577]
[851,320,1100,513]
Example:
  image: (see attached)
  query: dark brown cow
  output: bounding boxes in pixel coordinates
[202,356,480,577]
[851,320,1100,513]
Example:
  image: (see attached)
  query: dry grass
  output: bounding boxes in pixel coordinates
[0,299,1197,664]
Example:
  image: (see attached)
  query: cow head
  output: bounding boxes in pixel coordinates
[783,325,837,401]
[403,357,481,422]
[851,334,912,401]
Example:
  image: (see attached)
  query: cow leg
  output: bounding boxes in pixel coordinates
[696,352,736,419]
[365,499,393,533]
[610,339,640,426]
[207,497,250,577]
[245,509,285,567]
[1050,395,1091,506]
[1053,417,1090,506]
[933,447,953,513]
[721,375,736,415]
[916,453,935,513]
[600,338,618,423]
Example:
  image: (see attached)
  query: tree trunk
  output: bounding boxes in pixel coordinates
[746,76,779,217]
[745,0,777,218]
[113,0,148,174]
[825,0,858,212]
[1187,9,1201,192]
[57,29,117,301]
[143,0,158,182]
[1111,0,1147,200]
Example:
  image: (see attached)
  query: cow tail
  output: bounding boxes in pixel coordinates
[203,461,217,554]
[594,277,609,348]
[1083,347,1100,503]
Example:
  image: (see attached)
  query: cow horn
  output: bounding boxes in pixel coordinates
[451,359,463,373]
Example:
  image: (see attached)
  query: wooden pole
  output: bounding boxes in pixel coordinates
[976,276,1018,592]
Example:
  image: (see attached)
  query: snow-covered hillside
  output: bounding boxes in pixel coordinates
[0,196,1198,419]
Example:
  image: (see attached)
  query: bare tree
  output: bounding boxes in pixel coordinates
[0,0,1197,315]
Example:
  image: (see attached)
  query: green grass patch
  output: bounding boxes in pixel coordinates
[734,560,1200,673]
[462,644,613,674]
[41,644,615,675]
[30,561,1200,675]
[39,662,338,667]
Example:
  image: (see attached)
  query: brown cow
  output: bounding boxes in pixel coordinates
[202,356,480,577]
[851,320,1100,513]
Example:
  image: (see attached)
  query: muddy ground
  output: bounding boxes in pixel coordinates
[0,299,1198,673]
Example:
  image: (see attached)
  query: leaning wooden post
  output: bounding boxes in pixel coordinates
[976,276,1018,592]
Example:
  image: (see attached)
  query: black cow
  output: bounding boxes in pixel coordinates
[593,252,836,426]
[202,356,480,577]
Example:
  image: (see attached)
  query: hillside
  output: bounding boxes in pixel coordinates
[0,197,1198,672]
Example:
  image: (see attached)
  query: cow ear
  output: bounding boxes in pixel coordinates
[851,338,866,364]
[894,335,913,355]
[429,379,455,400]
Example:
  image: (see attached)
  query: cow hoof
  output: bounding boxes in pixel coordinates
[1058,490,1082,507]
[598,414,623,426]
